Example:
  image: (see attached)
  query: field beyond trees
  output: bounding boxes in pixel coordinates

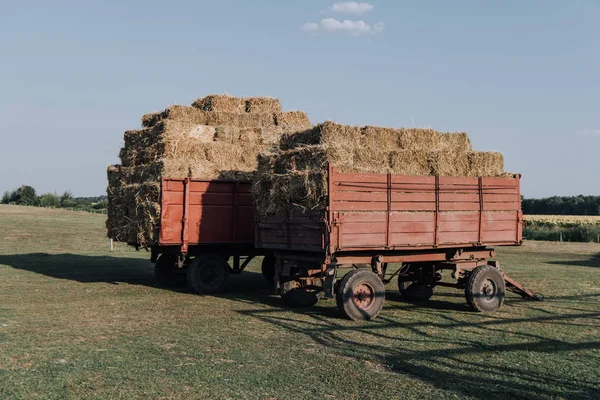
[0,205,599,399]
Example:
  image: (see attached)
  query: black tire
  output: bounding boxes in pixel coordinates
[261,254,276,284]
[187,254,230,294]
[281,280,324,308]
[336,270,385,321]
[154,255,187,287]
[398,280,435,301]
[465,265,506,312]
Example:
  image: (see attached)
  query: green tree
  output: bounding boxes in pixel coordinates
[38,193,60,208]
[11,185,38,206]
[1,191,10,204]
[60,190,77,208]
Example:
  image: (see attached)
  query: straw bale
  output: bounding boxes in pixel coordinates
[106,183,161,246]
[438,132,472,152]
[192,95,246,113]
[467,152,504,177]
[428,151,469,176]
[107,165,123,188]
[280,122,361,150]
[245,97,281,113]
[389,150,430,176]
[140,105,209,128]
[274,111,311,131]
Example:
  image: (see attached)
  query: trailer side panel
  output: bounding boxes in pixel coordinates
[159,178,254,246]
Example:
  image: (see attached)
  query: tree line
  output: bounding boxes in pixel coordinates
[1,185,107,211]
[521,195,600,216]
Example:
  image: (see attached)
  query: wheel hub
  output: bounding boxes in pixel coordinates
[353,283,375,310]
[480,278,497,301]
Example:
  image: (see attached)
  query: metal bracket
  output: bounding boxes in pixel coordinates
[323,264,337,299]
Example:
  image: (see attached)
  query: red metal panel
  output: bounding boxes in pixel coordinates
[159,178,255,246]
[391,232,435,246]
[438,231,479,243]
[391,175,436,185]
[391,213,436,223]
[326,168,522,252]
[391,192,436,202]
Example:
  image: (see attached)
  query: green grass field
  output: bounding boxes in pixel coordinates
[0,205,599,399]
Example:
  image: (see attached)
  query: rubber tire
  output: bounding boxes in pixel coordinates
[465,265,506,312]
[281,281,324,308]
[336,270,385,321]
[187,254,230,294]
[261,254,276,284]
[398,280,435,301]
[154,255,187,287]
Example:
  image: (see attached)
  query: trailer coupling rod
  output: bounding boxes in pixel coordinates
[502,272,544,301]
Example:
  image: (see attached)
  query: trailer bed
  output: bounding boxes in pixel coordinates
[257,167,523,254]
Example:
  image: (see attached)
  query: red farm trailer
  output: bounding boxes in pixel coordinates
[255,167,541,320]
[150,169,539,320]
[150,178,274,293]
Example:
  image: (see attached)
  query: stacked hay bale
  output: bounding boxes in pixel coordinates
[254,122,506,216]
[107,95,311,246]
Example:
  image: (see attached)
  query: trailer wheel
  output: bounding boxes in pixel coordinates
[187,254,230,294]
[398,280,435,302]
[154,255,187,287]
[261,254,276,284]
[281,280,324,308]
[336,270,385,321]
[465,265,506,312]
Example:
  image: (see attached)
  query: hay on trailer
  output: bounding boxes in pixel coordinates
[274,111,311,131]
[280,122,472,153]
[245,97,281,113]
[429,151,469,176]
[256,121,506,217]
[118,142,263,184]
[106,183,161,245]
[467,152,504,177]
[192,95,246,113]
[280,122,361,150]
[140,105,209,128]
[389,150,431,176]
[109,94,302,246]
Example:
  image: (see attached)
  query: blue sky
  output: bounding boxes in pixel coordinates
[0,0,598,197]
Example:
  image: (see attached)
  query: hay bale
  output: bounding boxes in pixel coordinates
[280,122,361,150]
[106,183,161,245]
[280,122,471,154]
[438,132,471,152]
[192,95,246,113]
[468,152,504,177]
[428,151,469,176]
[389,150,430,176]
[246,97,281,113]
[274,111,311,131]
[140,105,209,128]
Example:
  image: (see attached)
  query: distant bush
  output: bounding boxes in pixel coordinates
[38,193,60,208]
[524,217,600,243]
[1,185,107,212]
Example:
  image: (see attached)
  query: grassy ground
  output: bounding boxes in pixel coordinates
[0,204,598,400]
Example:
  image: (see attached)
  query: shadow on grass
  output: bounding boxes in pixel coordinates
[546,253,600,268]
[232,300,600,400]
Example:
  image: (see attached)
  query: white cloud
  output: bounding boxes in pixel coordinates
[329,2,374,15]
[302,18,385,36]
[301,22,319,32]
